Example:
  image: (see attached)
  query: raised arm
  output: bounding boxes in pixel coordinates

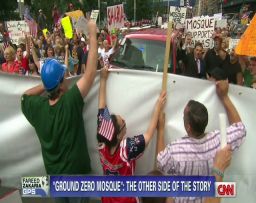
[64,44,71,77]
[31,39,40,69]
[98,67,108,109]
[76,20,98,98]
[144,91,166,147]
[25,34,30,59]
[23,84,45,96]
[216,80,241,124]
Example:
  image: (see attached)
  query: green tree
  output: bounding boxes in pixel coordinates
[126,0,153,21]
[0,0,19,21]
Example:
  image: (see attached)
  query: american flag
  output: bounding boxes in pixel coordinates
[241,12,250,19]
[24,17,38,37]
[98,108,115,141]
[3,41,9,50]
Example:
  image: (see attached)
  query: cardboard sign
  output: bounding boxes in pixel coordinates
[229,38,240,50]
[65,10,84,21]
[90,10,99,22]
[107,4,125,31]
[236,14,256,56]
[169,6,187,24]
[216,19,227,28]
[214,13,222,20]
[76,16,88,35]
[158,16,163,26]
[42,28,49,38]
[180,0,185,7]
[185,16,215,48]
[61,16,73,39]
[6,21,29,45]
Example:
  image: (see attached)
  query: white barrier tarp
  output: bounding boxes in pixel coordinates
[0,70,256,202]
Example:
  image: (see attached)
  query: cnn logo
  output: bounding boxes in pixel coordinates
[215,182,236,197]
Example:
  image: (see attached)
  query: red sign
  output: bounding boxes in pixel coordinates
[215,182,236,197]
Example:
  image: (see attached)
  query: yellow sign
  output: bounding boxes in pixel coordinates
[42,29,49,38]
[241,18,249,25]
[61,16,73,39]
[65,10,84,21]
[235,14,256,56]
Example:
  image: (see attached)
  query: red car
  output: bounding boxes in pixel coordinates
[110,28,178,73]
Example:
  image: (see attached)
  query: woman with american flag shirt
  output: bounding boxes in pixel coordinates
[97,67,166,203]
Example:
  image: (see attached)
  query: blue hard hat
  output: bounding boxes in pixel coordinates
[41,59,66,91]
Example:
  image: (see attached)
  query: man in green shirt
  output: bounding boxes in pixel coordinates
[243,57,256,88]
[21,21,98,203]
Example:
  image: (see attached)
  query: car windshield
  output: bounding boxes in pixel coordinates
[111,38,169,72]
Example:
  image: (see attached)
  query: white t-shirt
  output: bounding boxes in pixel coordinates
[101,48,114,66]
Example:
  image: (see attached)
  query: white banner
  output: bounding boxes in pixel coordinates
[185,16,215,48]
[6,20,29,45]
[0,70,256,203]
[169,6,187,24]
[107,4,125,31]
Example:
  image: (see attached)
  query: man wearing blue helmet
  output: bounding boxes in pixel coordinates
[21,21,98,203]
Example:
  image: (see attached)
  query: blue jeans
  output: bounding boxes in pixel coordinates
[55,197,89,203]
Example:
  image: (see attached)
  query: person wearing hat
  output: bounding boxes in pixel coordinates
[97,67,166,203]
[21,21,98,203]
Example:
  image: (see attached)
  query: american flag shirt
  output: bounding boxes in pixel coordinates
[97,107,145,203]
[157,122,246,203]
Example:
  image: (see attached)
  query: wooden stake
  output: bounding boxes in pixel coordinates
[155,21,173,170]
[162,21,173,91]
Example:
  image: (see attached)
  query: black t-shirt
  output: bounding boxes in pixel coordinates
[204,49,224,74]
[76,46,85,75]
[222,56,242,84]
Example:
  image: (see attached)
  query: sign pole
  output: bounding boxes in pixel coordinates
[155,21,173,169]
[162,21,173,91]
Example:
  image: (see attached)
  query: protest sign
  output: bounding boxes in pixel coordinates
[229,38,240,50]
[214,13,222,20]
[76,16,88,35]
[158,16,163,26]
[65,10,85,32]
[42,29,49,38]
[107,4,125,31]
[180,0,185,6]
[235,14,256,56]
[6,21,29,45]
[65,10,84,21]
[169,6,187,24]
[90,10,99,22]
[216,19,227,28]
[185,16,215,48]
[61,16,73,39]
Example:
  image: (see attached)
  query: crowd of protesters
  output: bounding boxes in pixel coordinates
[0,3,255,89]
